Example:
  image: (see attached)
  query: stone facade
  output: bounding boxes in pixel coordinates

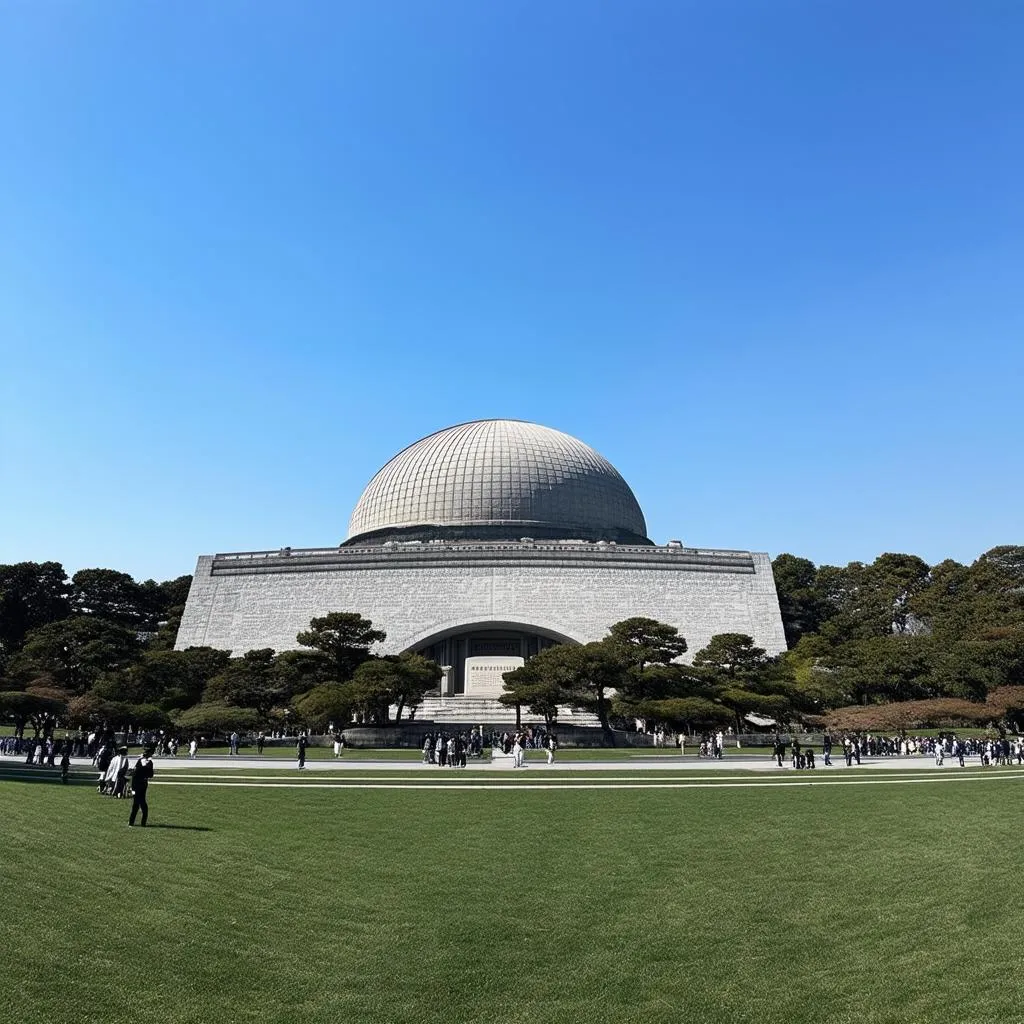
[175,541,787,660]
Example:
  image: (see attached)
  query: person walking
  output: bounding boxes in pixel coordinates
[771,734,783,767]
[188,737,198,759]
[822,731,833,767]
[256,731,265,755]
[546,734,556,765]
[128,749,155,827]
[297,733,307,770]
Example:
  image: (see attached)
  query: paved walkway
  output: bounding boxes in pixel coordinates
[1,752,978,773]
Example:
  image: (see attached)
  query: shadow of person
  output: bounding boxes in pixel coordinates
[146,823,213,832]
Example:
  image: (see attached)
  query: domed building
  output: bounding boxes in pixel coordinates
[176,419,786,711]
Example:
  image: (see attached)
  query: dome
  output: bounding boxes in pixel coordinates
[346,419,649,546]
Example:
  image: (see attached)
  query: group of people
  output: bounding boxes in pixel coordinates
[772,735,821,768]
[421,729,485,767]
[93,742,155,825]
[693,732,726,759]
[505,730,556,766]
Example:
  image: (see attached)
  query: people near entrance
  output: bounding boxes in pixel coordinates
[419,729,489,766]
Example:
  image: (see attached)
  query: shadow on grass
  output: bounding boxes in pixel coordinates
[146,823,213,832]
[0,767,99,787]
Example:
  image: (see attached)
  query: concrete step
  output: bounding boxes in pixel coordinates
[410,696,599,727]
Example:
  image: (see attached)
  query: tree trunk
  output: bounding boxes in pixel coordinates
[597,693,615,746]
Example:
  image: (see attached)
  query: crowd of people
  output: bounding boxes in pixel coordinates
[421,729,485,767]
[5,725,1024,772]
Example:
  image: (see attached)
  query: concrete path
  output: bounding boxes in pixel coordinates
[0,752,978,773]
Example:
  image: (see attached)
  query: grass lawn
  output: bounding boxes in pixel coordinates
[2,766,1021,1024]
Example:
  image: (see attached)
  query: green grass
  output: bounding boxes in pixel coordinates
[2,766,1021,1024]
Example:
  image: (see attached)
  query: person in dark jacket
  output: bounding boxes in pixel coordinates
[296,734,307,770]
[128,750,155,827]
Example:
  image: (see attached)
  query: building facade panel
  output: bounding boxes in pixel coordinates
[176,549,787,661]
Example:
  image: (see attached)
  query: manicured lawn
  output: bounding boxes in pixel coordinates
[2,766,1021,1024]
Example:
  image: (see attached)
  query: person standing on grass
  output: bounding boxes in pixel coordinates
[128,749,154,827]
[188,737,198,759]
[297,733,307,770]
[546,734,556,765]
[60,746,71,784]
[333,733,343,758]
[257,731,265,755]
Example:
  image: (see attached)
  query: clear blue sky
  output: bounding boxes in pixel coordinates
[1,1,1021,583]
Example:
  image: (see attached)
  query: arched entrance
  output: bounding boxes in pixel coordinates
[403,620,579,696]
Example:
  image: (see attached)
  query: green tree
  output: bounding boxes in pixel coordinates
[10,617,140,693]
[390,652,443,721]
[816,554,931,644]
[70,569,154,628]
[292,683,353,732]
[500,659,568,730]
[771,553,829,645]
[692,633,777,732]
[296,612,386,682]
[346,659,401,724]
[174,702,261,736]
[273,649,334,699]
[517,642,626,744]
[203,648,288,716]
[822,635,936,705]
[342,654,439,724]
[605,617,687,671]
[0,562,70,667]
[644,696,733,733]
[0,689,67,738]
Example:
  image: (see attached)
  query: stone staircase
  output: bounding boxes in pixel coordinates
[410,695,599,727]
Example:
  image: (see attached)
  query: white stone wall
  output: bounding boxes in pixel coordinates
[175,551,787,659]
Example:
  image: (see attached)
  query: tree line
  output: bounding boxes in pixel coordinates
[0,563,439,737]
[0,545,1022,739]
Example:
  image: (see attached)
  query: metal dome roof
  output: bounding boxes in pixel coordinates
[346,419,649,545]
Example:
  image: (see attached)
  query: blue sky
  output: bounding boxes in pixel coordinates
[1,1,1021,583]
